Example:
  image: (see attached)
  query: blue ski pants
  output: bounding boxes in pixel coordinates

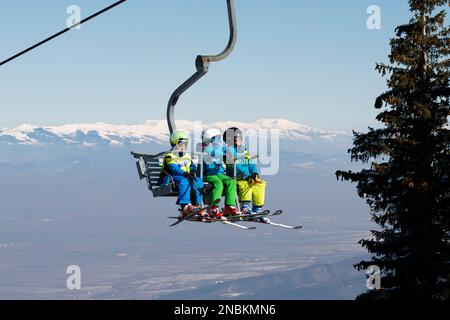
[170,175,204,205]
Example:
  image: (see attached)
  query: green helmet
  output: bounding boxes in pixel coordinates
[170,130,189,146]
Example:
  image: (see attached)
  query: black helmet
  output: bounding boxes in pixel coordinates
[223,127,243,146]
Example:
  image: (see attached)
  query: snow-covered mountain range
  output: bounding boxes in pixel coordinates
[0,119,350,148]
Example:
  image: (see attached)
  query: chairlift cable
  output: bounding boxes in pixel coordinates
[0,0,128,67]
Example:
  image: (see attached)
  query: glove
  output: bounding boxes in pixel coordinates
[183,171,196,182]
[254,176,264,184]
[248,173,262,184]
[183,172,191,180]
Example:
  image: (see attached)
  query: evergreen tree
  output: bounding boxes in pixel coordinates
[336,0,450,299]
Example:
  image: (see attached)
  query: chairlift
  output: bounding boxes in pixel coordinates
[131,0,237,198]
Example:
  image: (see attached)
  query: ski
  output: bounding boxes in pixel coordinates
[227,209,283,222]
[222,220,256,230]
[253,217,303,230]
[228,209,301,230]
[168,209,273,221]
[227,210,271,221]
[270,209,283,217]
[169,199,220,227]
[197,217,256,230]
[168,209,283,222]
[168,206,293,230]
[176,215,256,230]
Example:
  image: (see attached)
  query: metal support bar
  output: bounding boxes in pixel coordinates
[167,0,237,134]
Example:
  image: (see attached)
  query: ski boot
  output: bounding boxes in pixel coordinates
[240,204,252,215]
[223,206,240,217]
[181,204,207,218]
[252,207,264,215]
[208,206,224,220]
[180,204,198,218]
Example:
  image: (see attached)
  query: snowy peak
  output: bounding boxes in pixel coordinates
[0,119,350,147]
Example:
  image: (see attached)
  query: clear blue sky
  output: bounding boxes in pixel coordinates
[0,0,418,130]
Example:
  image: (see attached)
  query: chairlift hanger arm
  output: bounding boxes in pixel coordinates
[167,0,237,134]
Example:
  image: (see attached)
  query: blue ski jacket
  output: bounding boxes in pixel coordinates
[160,151,198,185]
[203,144,226,176]
[225,146,258,179]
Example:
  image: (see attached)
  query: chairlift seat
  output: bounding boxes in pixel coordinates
[131,151,211,199]
[131,151,178,197]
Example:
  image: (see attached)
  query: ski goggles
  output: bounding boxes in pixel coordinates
[177,139,189,145]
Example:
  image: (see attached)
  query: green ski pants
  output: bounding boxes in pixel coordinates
[205,174,237,207]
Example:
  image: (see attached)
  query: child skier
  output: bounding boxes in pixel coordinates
[223,127,266,215]
[201,128,239,218]
[160,130,205,218]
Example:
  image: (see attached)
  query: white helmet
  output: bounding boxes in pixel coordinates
[202,128,222,145]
